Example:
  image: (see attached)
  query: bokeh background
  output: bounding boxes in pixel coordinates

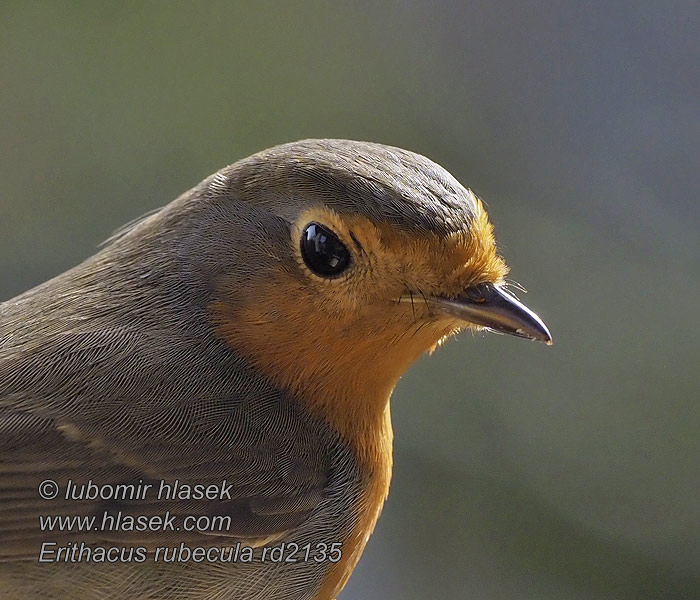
[1,2,698,599]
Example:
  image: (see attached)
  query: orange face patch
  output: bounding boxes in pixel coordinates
[209,200,507,452]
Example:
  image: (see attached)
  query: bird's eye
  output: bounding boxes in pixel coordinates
[300,222,351,277]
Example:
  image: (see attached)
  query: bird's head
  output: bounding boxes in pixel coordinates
[199,140,551,443]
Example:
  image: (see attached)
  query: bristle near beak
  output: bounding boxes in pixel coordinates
[401,282,552,344]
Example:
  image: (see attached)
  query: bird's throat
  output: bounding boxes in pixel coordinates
[208,288,443,465]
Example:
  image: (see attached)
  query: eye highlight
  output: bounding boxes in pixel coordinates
[300,222,351,277]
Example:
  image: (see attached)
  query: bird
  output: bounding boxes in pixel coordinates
[0,139,551,600]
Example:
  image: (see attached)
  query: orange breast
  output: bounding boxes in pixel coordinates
[314,404,393,600]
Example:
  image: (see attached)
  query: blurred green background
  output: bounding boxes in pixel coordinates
[1,2,698,599]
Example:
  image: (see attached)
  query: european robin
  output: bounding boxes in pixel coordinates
[0,139,551,599]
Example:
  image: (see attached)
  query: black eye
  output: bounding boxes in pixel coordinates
[300,222,351,277]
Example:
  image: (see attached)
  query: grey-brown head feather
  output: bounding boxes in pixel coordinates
[220,139,478,235]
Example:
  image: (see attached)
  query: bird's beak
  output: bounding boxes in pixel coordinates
[404,282,552,344]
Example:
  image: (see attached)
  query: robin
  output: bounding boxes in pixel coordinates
[0,139,551,599]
